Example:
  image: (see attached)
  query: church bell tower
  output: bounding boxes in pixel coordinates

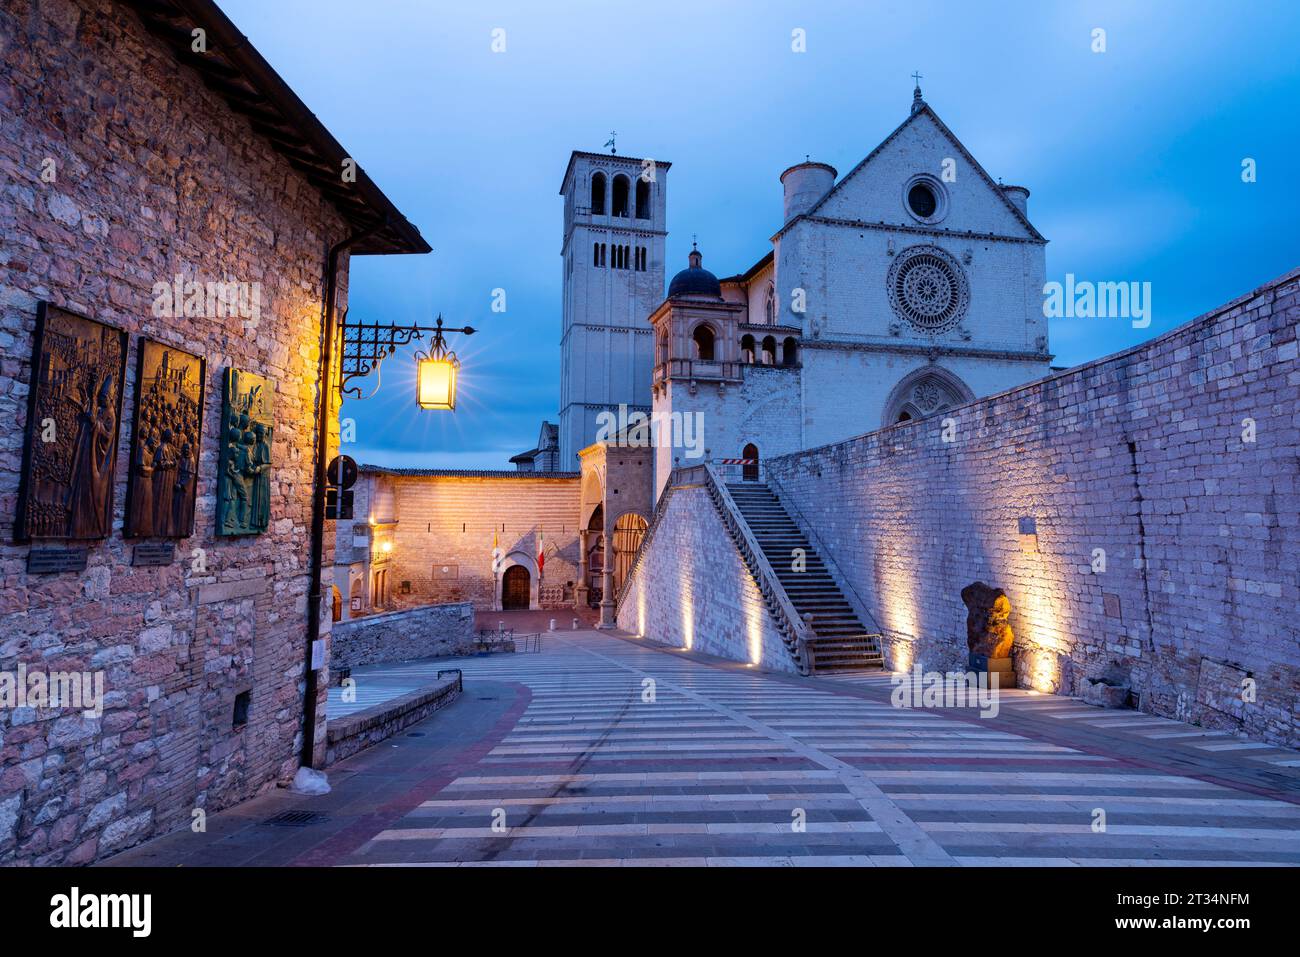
[558,148,671,466]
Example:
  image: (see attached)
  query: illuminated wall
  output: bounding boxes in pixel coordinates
[615,484,796,673]
[765,268,1300,747]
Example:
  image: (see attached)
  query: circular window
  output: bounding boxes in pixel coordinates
[907,183,937,218]
[901,173,948,224]
[886,245,970,335]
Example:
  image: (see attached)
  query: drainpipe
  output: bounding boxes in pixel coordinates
[300,219,386,768]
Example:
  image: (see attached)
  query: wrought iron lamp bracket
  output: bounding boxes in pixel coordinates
[337,311,474,400]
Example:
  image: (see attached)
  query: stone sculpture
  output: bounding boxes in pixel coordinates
[961,581,1015,681]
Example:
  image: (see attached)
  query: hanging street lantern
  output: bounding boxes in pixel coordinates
[337,311,475,409]
[414,317,463,410]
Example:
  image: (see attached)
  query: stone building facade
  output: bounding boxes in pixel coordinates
[623,267,1300,748]
[335,467,583,615]
[0,0,426,864]
[649,89,1050,493]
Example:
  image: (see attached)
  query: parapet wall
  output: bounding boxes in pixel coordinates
[331,602,477,670]
[616,483,798,674]
[765,268,1300,747]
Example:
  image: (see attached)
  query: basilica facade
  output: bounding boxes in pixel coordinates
[537,85,1052,495]
[663,89,1048,484]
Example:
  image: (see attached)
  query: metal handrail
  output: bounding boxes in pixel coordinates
[764,469,886,637]
[703,462,811,674]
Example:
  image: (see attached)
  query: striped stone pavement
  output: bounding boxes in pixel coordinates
[339,629,1300,867]
[822,671,1300,769]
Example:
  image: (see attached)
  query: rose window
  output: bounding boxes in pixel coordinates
[887,245,970,335]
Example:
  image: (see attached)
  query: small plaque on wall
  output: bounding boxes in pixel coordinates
[433,564,458,580]
[27,547,89,574]
[1102,592,1122,619]
[132,543,176,567]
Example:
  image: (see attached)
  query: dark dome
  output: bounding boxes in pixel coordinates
[668,246,722,299]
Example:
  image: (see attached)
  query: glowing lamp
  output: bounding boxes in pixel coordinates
[417,354,459,410]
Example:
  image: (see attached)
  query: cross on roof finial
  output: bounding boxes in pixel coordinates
[604,130,617,154]
[692,233,698,250]
[912,71,923,89]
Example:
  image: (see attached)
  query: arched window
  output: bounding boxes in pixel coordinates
[765,284,776,324]
[692,325,715,361]
[590,172,606,214]
[599,243,606,266]
[612,175,630,217]
[635,179,651,219]
[593,242,600,267]
[740,334,756,364]
[761,335,776,365]
[782,337,798,366]
[742,443,759,482]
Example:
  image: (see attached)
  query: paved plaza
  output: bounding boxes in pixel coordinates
[106,623,1300,867]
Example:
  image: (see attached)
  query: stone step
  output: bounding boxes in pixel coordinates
[727,479,881,673]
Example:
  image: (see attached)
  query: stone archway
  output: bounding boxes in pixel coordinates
[881,366,975,426]
[502,565,531,610]
[610,512,648,595]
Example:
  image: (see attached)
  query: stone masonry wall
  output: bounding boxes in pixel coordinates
[0,0,346,863]
[331,602,477,671]
[368,472,581,611]
[617,482,797,674]
[765,268,1300,747]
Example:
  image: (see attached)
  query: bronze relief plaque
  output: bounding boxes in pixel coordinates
[217,368,275,536]
[16,303,128,541]
[124,338,206,538]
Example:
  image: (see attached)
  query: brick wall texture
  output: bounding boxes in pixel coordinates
[340,472,582,611]
[0,0,346,863]
[765,268,1300,747]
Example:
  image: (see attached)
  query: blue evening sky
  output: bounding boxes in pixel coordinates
[218,0,1300,470]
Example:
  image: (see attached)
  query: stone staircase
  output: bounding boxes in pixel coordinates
[726,481,884,673]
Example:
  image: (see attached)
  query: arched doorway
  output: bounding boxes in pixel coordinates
[585,504,605,606]
[331,585,342,622]
[742,443,759,482]
[502,565,531,610]
[611,513,648,595]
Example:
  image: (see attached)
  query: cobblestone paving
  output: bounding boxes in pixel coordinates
[341,630,1300,867]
